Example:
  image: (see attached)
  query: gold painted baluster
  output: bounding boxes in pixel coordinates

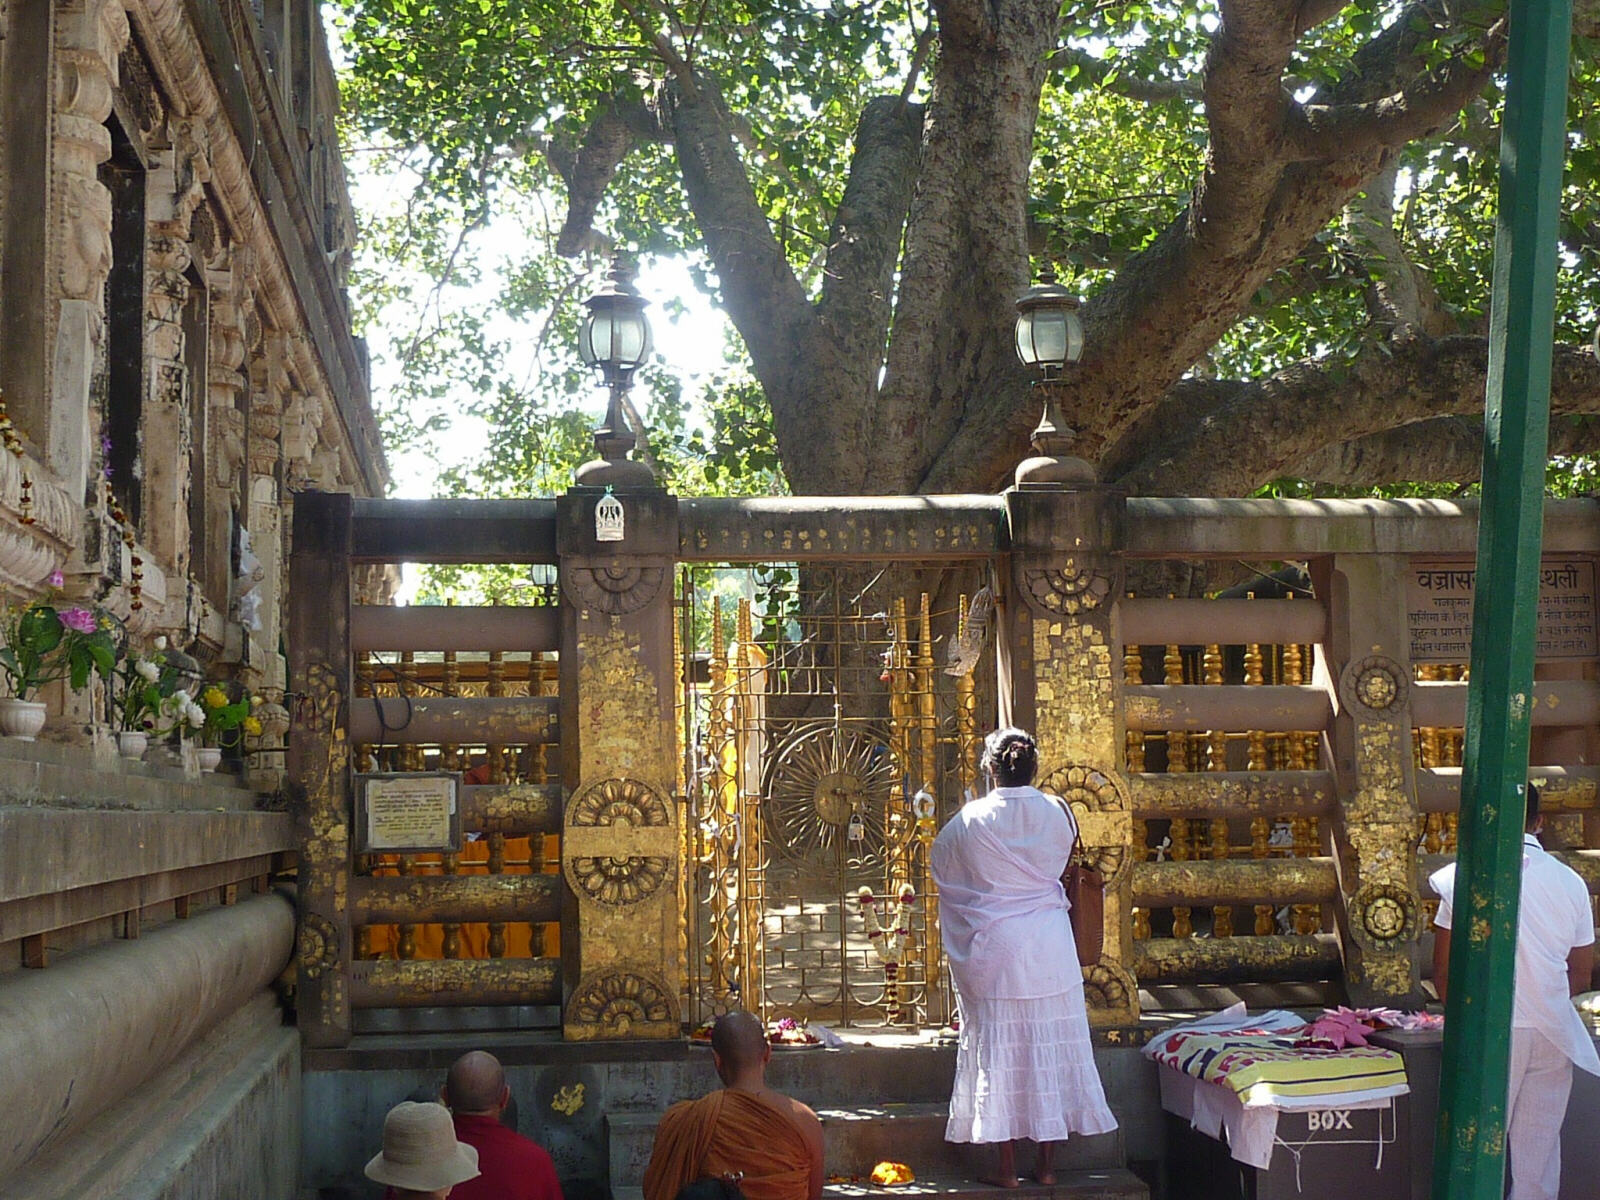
[440,649,462,959]
[486,651,507,959]
[397,856,418,960]
[1251,817,1275,935]
[1170,817,1193,940]
[734,600,765,1014]
[1164,625,1188,773]
[955,595,979,800]
[1126,623,1151,940]
[1284,639,1320,935]
[1164,624,1192,938]
[1245,630,1275,935]
[706,597,732,1004]
[909,592,936,1027]
[1125,612,1147,774]
[1204,642,1232,936]
[486,833,507,958]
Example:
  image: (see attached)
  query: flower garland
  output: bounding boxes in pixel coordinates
[0,390,35,525]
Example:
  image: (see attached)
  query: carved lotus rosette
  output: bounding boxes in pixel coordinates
[566,969,679,1037]
[296,913,338,980]
[1021,558,1114,617]
[1037,763,1131,885]
[560,561,666,616]
[564,777,673,907]
[1082,960,1138,1011]
[1339,655,1409,719]
[1347,880,1420,953]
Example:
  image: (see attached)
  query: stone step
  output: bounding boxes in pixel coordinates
[614,1168,1149,1200]
[607,1104,1124,1189]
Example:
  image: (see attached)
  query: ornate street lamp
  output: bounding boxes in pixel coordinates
[575,256,656,487]
[1013,272,1095,489]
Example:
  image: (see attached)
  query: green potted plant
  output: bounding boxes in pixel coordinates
[198,683,255,772]
[0,573,117,740]
[110,635,169,759]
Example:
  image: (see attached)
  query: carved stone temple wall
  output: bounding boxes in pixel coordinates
[0,0,385,706]
[0,0,383,1195]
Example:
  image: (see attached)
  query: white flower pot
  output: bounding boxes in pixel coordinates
[117,730,149,760]
[0,698,48,741]
[197,746,222,772]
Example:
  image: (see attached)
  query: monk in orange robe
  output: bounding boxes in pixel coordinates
[643,1012,823,1200]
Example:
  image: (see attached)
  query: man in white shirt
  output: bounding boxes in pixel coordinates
[1432,781,1599,1200]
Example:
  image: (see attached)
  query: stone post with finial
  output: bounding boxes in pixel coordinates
[557,257,681,1039]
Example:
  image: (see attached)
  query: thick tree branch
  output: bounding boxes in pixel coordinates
[1293,415,1600,487]
[818,97,925,371]
[1045,45,1202,102]
[660,77,821,442]
[920,0,1501,494]
[546,98,663,257]
[1115,338,1600,496]
[875,0,1059,493]
[1285,23,1506,161]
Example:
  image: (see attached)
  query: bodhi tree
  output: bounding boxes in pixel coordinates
[337,0,1600,503]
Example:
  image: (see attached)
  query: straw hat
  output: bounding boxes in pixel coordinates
[364,1101,481,1192]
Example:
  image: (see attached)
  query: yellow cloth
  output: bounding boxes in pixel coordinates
[1148,1030,1408,1105]
[643,1090,817,1200]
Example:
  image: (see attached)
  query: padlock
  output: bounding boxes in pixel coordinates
[846,812,866,841]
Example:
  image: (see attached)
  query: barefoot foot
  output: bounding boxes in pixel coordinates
[1030,1172,1056,1187]
[977,1175,1020,1190]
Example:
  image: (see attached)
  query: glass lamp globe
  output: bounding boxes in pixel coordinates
[578,260,653,385]
[1014,275,1083,375]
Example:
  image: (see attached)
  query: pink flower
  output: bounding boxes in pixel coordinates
[59,607,96,634]
[48,569,63,589]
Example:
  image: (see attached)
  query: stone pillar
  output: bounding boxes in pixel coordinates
[141,146,205,591]
[557,482,682,1039]
[241,333,287,687]
[1316,554,1426,1006]
[203,260,246,621]
[287,491,353,1048]
[1001,462,1138,1027]
[51,0,129,500]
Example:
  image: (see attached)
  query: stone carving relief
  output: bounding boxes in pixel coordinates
[1339,654,1410,719]
[54,0,129,301]
[563,777,673,907]
[1082,961,1138,1012]
[1037,761,1132,885]
[1021,558,1114,616]
[566,970,678,1036]
[1347,880,1421,954]
[560,562,666,616]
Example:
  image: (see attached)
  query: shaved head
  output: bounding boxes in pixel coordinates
[444,1050,507,1114]
[710,1011,769,1075]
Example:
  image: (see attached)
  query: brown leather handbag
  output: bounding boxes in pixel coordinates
[1064,853,1105,968]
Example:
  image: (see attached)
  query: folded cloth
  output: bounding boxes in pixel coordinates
[1148,1029,1408,1108]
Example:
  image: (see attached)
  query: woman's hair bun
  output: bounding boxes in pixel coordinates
[981,727,1038,784]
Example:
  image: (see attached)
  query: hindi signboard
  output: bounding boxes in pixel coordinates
[1405,556,1598,663]
[356,771,461,854]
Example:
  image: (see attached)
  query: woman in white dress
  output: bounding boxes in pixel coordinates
[930,727,1117,1186]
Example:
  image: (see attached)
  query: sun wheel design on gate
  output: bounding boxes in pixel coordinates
[760,723,896,882]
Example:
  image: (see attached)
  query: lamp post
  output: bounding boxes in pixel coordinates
[1012,273,1095,489]
[575,256,656,487]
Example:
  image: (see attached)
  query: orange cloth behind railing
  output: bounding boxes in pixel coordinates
[364,833,560,959]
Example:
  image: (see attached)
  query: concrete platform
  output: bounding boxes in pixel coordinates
[301,1032,1165,1197]
[608,1103,1124,1185]
[615,1170,1149,1200]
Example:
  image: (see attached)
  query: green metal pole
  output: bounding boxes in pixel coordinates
[1431,0,1572,1195]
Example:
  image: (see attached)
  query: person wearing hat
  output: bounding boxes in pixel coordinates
[367,1100,481,1199]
